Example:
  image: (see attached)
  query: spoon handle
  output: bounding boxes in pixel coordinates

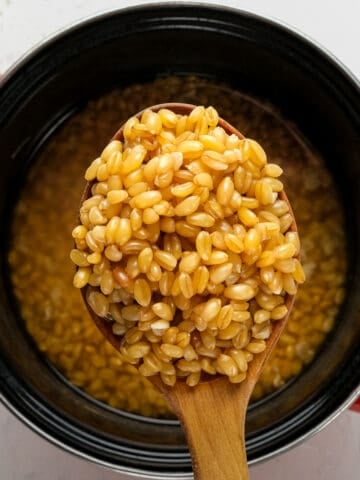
[162,380,251,480]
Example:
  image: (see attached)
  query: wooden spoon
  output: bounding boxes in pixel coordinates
[80,103,297,480]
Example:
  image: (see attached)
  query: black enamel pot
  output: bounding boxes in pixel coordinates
[0,4,359,478]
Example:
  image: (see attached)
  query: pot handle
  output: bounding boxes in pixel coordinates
[350,397,360,413]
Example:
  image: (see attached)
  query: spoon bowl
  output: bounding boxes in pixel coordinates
[80,103,298,480]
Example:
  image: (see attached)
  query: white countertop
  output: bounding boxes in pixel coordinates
[0,0,359,479]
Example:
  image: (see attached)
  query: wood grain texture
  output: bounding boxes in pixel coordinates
[153,376,250,480]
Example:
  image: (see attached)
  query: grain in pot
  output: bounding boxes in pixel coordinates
[72,104,305,387]
[9,76,346,416]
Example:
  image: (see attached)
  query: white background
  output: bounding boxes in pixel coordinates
[0,1,359,479]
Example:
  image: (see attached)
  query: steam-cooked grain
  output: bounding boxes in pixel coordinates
[72,103,305,386]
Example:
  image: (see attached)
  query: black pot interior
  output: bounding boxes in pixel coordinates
[0,4,359,474]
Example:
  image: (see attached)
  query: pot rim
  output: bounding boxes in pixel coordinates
[1,1,359,91]
[0,2,359,477]
[1,385,360,478]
